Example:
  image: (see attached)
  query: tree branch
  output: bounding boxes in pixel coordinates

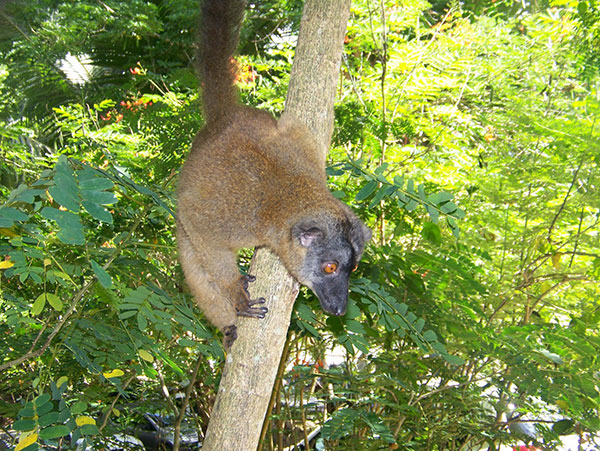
[173,354,204,451]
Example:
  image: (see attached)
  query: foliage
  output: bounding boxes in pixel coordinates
[1,0,599,450]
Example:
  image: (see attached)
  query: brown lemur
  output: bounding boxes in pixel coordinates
[177,0,371,348]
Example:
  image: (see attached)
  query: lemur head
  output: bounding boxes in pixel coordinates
[292,212,371,316]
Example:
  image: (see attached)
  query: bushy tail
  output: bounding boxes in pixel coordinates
[197,0,245,123]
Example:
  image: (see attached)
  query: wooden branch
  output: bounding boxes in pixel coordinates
[173,354,204,451]
[201,1,351,449]
[98,374,137,432]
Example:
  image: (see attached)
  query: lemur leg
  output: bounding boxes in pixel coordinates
[178,233,267,348]
[178,234,237,331]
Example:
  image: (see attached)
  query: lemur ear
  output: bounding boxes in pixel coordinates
[292,222,324,248]
[347,214,372,260]
[354,218,372,245]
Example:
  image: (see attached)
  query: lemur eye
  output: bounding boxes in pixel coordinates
[322,262,338,274]
[352,263,358,272]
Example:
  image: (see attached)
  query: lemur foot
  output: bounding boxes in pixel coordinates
[236,298,268,318]
[223,324,238,349]
[236,274,268,318]
[242,274,256,294]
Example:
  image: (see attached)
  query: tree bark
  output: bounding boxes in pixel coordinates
[201,1,351,450]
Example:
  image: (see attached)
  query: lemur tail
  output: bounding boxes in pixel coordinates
[197,0,245,123]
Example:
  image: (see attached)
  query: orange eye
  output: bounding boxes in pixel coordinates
[352,263,358,272]
[323,262,338,274]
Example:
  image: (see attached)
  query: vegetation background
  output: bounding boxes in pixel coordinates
[0,0,599,449]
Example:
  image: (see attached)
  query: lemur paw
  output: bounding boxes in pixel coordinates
[223,325,238,349]
[237,275,268,319]
[236,299,268,319]
[242,274,256,294]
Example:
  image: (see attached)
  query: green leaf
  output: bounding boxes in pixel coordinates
[537,349,564,365]
[374,163,389,176]
[35,401,54,416]
[425,205,440,223]
[66,417,77,431]
[118,311,137,319]
[38,411,60,428]
[71,401,88,415]
[423,329,437,342]
[300,321,321,338]
[422,222,442,245]
[368,185,389,208]
[13,419,37,431]
[90,260,112,288]
[49,185,79,212]
[32,293,46,316]
[79,178,113,191]
[552,419,574,435]
[137,312,148,330]
[46,293,63,311]
[40,207,85,245]
[429,192,454,204]
[418,183,426,201]
[345,300,361,320]
[39,425,70,439]
[396,192,408,204]
[119,303,143,310]
[431,341,448,355]
[447,216,460,238]
[361,411,396,443]
[440,202,458,214]
[452,207,466,219]
[447,216,458,228]
[348,333,370,354]
[147,294,166,309]
[397,303,408,316]
[295,303,316,322]
[0,207,29,227]
[80,190,116,205]
[79,424,100,436]
[49,156,79,212]
[113,173,175,217]
[82,201,113,224]
[345,319,366,335]
[355,180,378,201]
[18,404,35,418]
[178,338,197,347]
[414,317,425,333]
[156,349,184,375]
[58,407,71,423]
[8,185,45,204]
[404,199,418,211]
[443,354,465,365]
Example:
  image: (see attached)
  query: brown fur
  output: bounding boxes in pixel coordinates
[177,0,370,347]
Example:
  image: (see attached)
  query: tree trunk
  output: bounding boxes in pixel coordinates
[201,1,351,450]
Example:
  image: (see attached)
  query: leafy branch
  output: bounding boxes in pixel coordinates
[332,160,466,236]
